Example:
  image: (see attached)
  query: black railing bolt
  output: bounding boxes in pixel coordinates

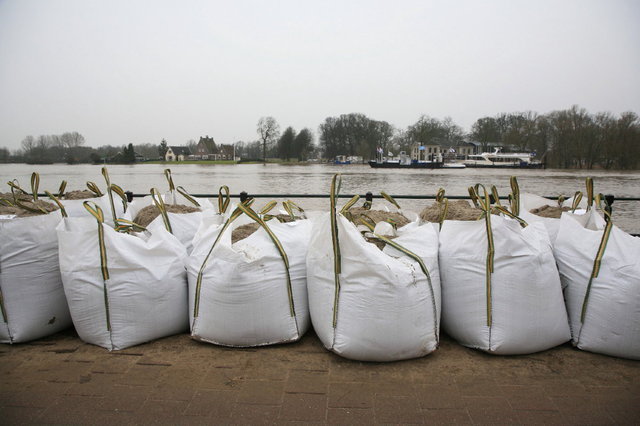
[605,194,615,222]
[240,191,249,203]
[365,192,373,202]
[125,191,134,202]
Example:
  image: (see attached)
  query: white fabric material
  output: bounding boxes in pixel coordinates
[307,213,440,362]
[187,217,311,347]
[57,216,188,350]
[554,210,640,360]
[519,193,562,242]
[439,216,570,355]
[125,193,214,254]
[62,195,126,226]
[0,211,72,343]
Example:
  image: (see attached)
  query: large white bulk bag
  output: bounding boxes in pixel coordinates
[512,177,585,244]
[125,188,215,254]
[439,185,570,355]
[554,206,640,360]
[307,175,440,362]
[187,202,311,347]
[57,202,188,351]
[1,210,72,343]
[59,168,128,225]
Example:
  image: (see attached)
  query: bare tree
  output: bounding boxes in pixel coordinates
[257,117,280,162]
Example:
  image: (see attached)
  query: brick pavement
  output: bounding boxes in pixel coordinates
[1,328,639,425]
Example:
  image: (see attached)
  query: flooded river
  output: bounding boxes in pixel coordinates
[2,163,639,233]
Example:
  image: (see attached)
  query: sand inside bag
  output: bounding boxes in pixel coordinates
[529,204,571,218]
[133,204,200,227]
[231,214,298,243]
[63,190,96,200]
[420,199,485,222]
[341,207,411,250]
[346,207,411,228]
[0,192,33,202]
[0,199,59,217]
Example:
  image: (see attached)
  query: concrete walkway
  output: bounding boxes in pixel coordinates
[1,329,638,425]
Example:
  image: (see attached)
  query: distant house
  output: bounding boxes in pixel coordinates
[217,144,234,160]
[411,144,446,162]
[190,135,235,160]
[193,136,217,159]
[165,146,191,161]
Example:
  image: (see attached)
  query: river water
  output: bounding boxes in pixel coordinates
[2,163,639,233]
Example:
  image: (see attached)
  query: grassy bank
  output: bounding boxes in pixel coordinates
[143,159,310,165]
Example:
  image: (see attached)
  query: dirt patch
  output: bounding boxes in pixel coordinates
[0,192,33,202]
[346,207,410,228]
[420,200,484,222]
[231,215,298,243]
[133,204,200,227]
[0,199,59,217]
[232,223,260,243]
[63,190,95,200]
[529,204,571,218]
[340,208,409,251]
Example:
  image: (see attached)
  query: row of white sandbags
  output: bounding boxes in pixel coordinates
[0,171,126,344]
[4,178,638,361]
[310,180,569,361]
[507,178,639,359]
[55,197,313,351]
[312,178,639,361]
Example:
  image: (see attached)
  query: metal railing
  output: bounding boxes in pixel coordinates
[122,191,640,237]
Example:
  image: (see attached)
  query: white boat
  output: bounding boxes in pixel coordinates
[464,148,544,169]
[442,162,466,169]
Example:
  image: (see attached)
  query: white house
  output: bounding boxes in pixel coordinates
[165,146,191,161]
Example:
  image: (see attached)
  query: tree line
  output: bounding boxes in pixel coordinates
[2,105,638,169]
[316,106,639,169]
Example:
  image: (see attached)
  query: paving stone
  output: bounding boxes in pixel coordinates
[65,372,122,397]
[327,407,375,424]
[0,406,45,425]
[115,363,168,387]
[236,380,285,405]
[329,359,372,383]
[421,408,473,425]
[328,382,374,409]
[285,369,329,394]
[415,384,465,409]
[374,395,423,424]
[183,389,236,418]
[200,367,243,390]
[515,409,566,425]
[279,393,328,422]
[231,403,280,424]
[371,381,416,397]
[467,406,520,424]
[96,385,149,412]
[137,399,190,420]
[38,395,103,424]
[1,330,638,425]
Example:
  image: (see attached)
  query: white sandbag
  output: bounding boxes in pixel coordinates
[62,194,126,225]
[519,193,563,242]
[307,179,440,362]
[0,211,72,343]
[187,204,311,347]
[57,204,188,351]
[439,211,571,355]
[554,209,640,360]
[125,190,214,254]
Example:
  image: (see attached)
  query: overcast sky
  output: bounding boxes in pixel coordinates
[0,0,638,150]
